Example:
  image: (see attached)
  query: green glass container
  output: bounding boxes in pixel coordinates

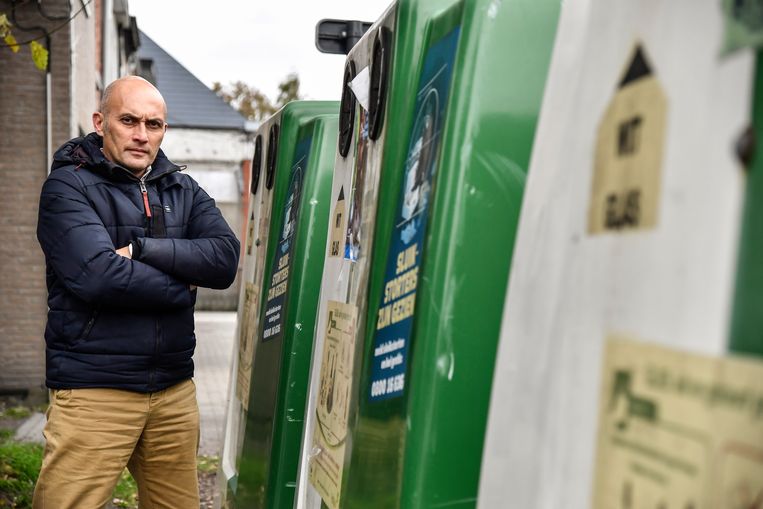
[223,102,338,509]
[220,106,289,509]
[294,5,400,509]
[343,0,560,508]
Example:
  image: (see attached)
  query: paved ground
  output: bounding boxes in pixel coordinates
[16,311,237,459]
[193,311,236,456]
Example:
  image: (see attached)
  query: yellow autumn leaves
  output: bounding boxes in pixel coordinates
[1,13,49,71]
[0,14,18,52]
[30,40,48,71]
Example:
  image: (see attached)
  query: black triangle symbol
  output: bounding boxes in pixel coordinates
[337,185,345,201]
[619,45,653,88]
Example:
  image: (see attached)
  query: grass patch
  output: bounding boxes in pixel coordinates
[0,407,32,420]
[197,455,219,474]
[110,469,139,509]
[0,436,43,508]
[109,456,218,509]
[0,434,215,509]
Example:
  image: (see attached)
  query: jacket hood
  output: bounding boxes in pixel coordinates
[51,132,182,182]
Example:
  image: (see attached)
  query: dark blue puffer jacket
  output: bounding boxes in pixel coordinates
[37,133,240,392]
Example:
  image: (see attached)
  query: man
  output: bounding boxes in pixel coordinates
[33,76,240,508]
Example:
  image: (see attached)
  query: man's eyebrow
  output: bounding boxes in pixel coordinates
[117,112,165,123]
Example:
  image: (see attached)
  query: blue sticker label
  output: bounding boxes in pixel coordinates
[369,25,461,401]
[262,136,312,342]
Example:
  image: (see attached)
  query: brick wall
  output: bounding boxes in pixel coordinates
[0,0,72,396]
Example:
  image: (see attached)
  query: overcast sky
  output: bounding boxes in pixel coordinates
[128,0,392,101]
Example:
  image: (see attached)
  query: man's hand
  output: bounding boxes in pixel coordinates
[116,246,131,259]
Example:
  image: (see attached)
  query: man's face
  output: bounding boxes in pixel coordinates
[93,80,167,176]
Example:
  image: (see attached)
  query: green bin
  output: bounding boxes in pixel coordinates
[344,0,560,508]
[293,2,470,508]
[220,108,281,505]
[294,5,401,508]
[220,101,338,508]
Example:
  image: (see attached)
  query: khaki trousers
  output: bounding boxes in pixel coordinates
[33,379,200,509]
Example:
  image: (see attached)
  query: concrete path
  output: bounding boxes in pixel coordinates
[14,411,45,443]
[193,311,236,456]
[15,311,237,459]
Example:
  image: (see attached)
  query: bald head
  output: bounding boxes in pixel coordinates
[93,76,168,176]
[99,76,167,120]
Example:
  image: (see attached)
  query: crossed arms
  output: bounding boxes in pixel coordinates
[37,170,240,311]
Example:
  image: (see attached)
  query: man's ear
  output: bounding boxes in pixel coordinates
[92,112,105,136]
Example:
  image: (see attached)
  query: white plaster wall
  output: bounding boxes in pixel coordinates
[102,0,121,85]
[70,0,97,137]
[161,127,253,235]
[161,128,253,162]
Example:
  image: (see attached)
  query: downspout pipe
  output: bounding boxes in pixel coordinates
[45,32,52,173]
[35,0,64,173]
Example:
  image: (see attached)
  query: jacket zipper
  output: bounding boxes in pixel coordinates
[80,310,99,340]
[69,311,99,350]
[139,177,152,218]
